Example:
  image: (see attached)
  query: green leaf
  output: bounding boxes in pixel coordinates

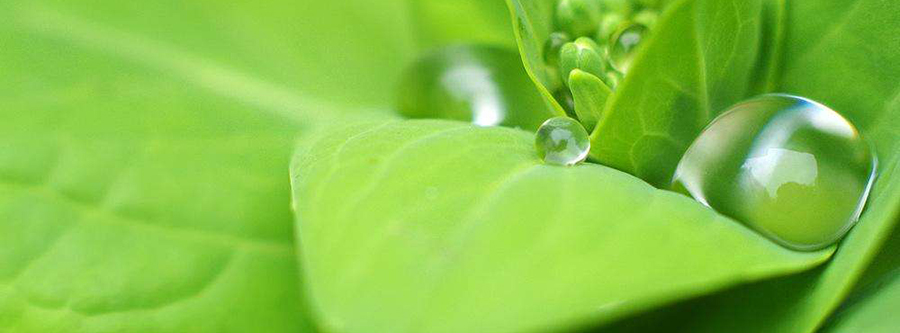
[598,1,900,332]
[8,0,423,111]
[748,0,786,95]
[506,0,569,117]
[408,0,517,49]
[290,119,830,333]
[0,0,415,330]
[569,69,612,130]
[588,0,763,187]
[820,269,900,333]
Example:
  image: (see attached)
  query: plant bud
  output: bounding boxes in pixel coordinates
[559,37,606,86]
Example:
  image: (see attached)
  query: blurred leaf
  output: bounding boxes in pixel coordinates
[0,0,417,330]
[409,0,516,49]
[395,45,557,131]
[8,0,421,110]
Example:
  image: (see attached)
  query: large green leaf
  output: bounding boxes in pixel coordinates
[593,0,900,332]
[0,0,427,330]
[290,119,829,333]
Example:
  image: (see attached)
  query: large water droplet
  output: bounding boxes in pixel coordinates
[608,22,648,73]
[397,45,554,130]
[535,117,590,166]
[672,94,877,250]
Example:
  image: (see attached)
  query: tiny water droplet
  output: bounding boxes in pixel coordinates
[672,94,877,250]
[535,116,590,166]
[608,22,648,73]
[397,45,554,130]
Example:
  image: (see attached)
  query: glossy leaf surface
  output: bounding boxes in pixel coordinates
[585,1,900,332]
[290,119,829,333]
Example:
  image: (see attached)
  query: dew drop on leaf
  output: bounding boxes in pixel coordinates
[535,116,590,166]
[672,94,877,251]
[608,22,648,73]
[396,45,553,130]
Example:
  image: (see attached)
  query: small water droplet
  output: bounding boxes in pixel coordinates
[608,22,648,73]
[535,116,590,166]
[672,94,877,250]
[397,45,554,130]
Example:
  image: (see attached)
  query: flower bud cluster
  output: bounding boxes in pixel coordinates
[544,0,659,118]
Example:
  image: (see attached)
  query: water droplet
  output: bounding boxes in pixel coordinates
[672,94,877,250]
[535,117,590,166]
[608,22,648,73]
[397,45,554,130]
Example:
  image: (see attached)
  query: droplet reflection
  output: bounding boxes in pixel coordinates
[397,45,555,130]
[672,94,876,251]
[535,117,590,166]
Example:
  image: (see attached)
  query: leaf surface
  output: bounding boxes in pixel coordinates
[505,0,569,116]
[588,0,763,186]
[290,119,830,333]
[819,269,900,333]
[409,0,517,49]
[599,1,900,332]
[0,0,418,330]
